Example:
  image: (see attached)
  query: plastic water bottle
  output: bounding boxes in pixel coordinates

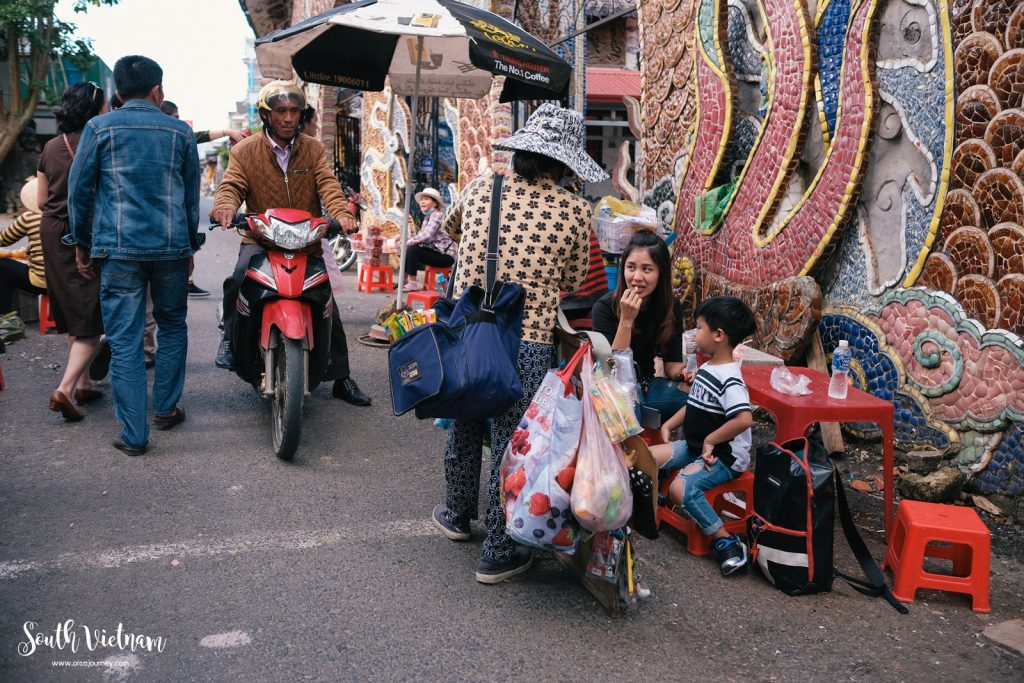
[828,340,851,399]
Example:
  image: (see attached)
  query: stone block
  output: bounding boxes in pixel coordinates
[901,449,945,474]
[896,467,966,503]
[983,619,1024,657]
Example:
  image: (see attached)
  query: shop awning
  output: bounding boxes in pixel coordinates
[586,67,641,104]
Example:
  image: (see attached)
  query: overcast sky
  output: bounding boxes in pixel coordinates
[56,0,254,131]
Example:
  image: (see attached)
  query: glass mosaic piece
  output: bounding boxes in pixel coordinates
[944,225,995,276]
[972,0,1014,45]
[955,84,1002,140]
[950,138,997,190]
[989,221,1024,280]
[940,188,983,244]
[954,32,1004,89]
[954,273,1001,327]
[973,167,1024,228]
[988,48,1024,110]
[984,109,1024,166]
[996,273,1024,335]
[1007,4,1024,51]
[918,252,960,292]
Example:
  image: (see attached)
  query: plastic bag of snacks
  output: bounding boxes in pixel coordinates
[571,358,633,532]
[382,309,437,341]
[589,362,642,443]
[500,344,588,532]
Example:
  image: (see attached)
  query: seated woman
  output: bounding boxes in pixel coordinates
[401,187,456,292]
[0,177,47,315]
[591,231,687,424]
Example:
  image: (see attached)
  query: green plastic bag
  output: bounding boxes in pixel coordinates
[0,311,26,343]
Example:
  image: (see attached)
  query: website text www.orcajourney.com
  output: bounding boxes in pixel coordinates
[52,659,131,669]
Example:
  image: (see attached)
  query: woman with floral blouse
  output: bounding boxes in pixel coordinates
[430,103,609,585]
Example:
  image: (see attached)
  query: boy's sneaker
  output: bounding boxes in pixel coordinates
[475,546,533,584]
[431,503,470,541]
[713,534,748,576]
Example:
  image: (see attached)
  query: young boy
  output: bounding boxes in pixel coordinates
[650,296,757,575]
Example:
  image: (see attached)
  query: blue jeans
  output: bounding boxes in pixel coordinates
[640,377,688,424]
[665,440,737,535]
[99,258,189,448]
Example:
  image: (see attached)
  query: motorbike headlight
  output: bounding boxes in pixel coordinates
[270,218,313,250]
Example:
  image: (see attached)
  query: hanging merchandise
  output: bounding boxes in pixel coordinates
[589,360,642,444]
[501,341,589,553]
[571,357,634,532]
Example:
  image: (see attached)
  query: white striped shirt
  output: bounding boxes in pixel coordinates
[682,362,752,472]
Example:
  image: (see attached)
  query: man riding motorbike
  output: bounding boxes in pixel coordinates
[211,80,370,406]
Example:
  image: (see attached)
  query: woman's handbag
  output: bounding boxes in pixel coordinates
[388,175,525,420]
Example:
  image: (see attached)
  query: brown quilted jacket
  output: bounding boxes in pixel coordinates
[211,132,351,226]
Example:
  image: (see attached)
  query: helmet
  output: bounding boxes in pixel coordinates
[257,80,306,112]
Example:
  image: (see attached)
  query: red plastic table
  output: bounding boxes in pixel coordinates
[741,364,897,538]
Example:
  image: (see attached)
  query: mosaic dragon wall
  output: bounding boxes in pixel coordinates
[639,0,1024,499]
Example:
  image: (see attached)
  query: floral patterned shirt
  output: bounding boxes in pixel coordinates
[408,208,457,258]
[444,170,592,344]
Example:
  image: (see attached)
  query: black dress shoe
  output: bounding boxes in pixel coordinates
[113,439,147,456]
[154,407,185,431]
[215,338,234,369]
[88,337,111,381]
[332,377,371,406]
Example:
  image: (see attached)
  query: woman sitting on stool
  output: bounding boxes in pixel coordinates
[401,187,456,292]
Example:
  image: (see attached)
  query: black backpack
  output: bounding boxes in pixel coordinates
[748,437,907,613]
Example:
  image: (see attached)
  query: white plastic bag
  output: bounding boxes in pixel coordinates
[770,366,812,396]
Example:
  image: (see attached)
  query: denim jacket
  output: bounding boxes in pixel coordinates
[68,99,201,260]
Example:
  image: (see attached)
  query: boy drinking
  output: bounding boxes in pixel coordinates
[649,296,756,575]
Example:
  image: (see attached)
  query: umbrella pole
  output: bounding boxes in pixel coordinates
[396,36,424,310]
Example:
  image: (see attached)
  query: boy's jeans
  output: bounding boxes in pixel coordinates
[664,440,737,535]
[99,258,189,448]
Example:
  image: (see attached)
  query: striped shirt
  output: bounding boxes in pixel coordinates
[0,210,46,288]
[682,361,752,471]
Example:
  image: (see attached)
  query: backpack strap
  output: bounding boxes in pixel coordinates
[483,173,504,309]
[831,464,909,614]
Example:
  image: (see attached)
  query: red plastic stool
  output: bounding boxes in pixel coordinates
[38,294,57,334]
[883,500,991,612]
[657,470,754,556]
[357,264,393,293]
[406,290,440,310]
[423,265,451,291]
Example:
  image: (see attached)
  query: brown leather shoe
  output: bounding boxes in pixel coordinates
[49,390,84,422]
[74,387,104,406]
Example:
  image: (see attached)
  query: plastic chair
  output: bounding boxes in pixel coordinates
[38,294,57,334]
[406,290,441,310]
[656,468,755,557]
[423,265,451,292]
[884,500,991,612]
[357,264,393,293]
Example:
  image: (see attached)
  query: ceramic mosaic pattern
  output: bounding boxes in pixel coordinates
[673,0,876,286]
[637,0,698,189]
[816,0,853,140]
[633,0,1024,493]
[702,272,822,361]
[452,79,511,191]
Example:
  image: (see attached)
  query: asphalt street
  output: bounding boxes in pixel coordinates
[1,197,1022,681]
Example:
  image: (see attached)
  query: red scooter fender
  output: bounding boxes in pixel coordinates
[260,299,315,349]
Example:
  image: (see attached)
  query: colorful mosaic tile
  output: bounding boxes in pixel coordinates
[919,252,961,292]
[944,225,995,276]
[975,421,1024,495]
[955,84,1002,140]
[972,0,1014,43]
[1007,4,1024,50]
[955,273,1001,327]
[954,32,1004,89]
[816,0,852,140]
[951,138,997,189]
[974,167,1024,228]
[989,221,1024,280]
[996,273,1024,335]
[988,48,1024,109]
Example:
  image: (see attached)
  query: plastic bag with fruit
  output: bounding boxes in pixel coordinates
[499,343,589,527]
[571,358,634,532]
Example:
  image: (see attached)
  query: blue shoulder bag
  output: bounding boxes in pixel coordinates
[388,175,525,420]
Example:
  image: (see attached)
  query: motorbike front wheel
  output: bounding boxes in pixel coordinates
[271,333,305,461]
[329,234,357,272]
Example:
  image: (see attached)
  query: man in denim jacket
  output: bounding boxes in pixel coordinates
[68,55,200,456]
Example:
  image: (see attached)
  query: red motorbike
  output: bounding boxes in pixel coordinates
[222,209,340,460]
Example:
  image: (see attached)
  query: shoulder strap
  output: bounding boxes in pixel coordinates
[62,134,76,160]
[556,307,613,367]
[483,174,504,307]
[832,465,909,614]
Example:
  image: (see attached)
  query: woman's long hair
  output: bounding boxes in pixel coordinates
[613,230,676,354]
[55,82,106,134]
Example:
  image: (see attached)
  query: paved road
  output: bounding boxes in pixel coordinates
[1,199,1022,681]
